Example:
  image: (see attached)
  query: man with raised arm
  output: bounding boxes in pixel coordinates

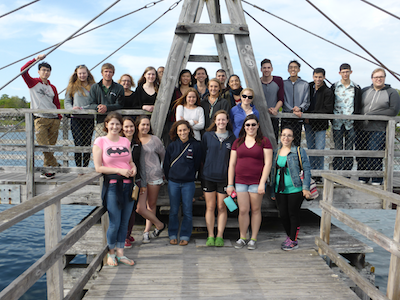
[88,63,124,138]
[356,68,400,185]
[21,54,61,180]
[260,58,284,140]
[282,60,310,146]
[331,63,362,174]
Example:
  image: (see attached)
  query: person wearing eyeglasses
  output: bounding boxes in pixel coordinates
[88,63,124,138]
[229,88,260,138]
[270,126,311,251]
[227,115,272,250]
[65,65,96,169]
[118,74,138,110]
[356,68,400,185]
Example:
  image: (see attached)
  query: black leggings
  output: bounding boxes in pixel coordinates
[276,191,304,241]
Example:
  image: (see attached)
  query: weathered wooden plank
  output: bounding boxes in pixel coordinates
[315,237,389,300]
[322,173,400,206]
[225,0,277,147]
[0,172,101,232]
[25,112,34,201]
[64,245,108,300]
[319,201,400,258]
[45,202,63,300]
[175,23,249,34]
[0,206,105,300]
[188,54,219,62]
[319,177,334,255]
[384,119,395,202]
[386,206,400,300]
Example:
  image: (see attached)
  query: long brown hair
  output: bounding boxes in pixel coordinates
[135,115,153,135]
[66,65,95,98]
[173,87,200,110]
[121,116,141,144]
[237,114,264,147]
[206,109,233,132]
[169,120,194,141]
[137,66,160,93]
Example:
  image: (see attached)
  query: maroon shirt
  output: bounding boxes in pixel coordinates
[232,137,272,185]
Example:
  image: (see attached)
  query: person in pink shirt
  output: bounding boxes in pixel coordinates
[93,112,136,267]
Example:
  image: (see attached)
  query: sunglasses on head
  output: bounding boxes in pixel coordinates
[76,64,86,69]
[241,94,253,99]
[245,123,257,127]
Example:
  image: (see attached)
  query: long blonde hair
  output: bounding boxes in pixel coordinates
[66,65,95,98]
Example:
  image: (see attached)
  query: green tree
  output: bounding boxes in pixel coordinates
[0,94,29,108]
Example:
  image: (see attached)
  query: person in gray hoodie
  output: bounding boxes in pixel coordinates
[356,68,400,185]
[282,60,310,146]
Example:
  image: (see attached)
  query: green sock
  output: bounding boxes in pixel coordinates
[251,238,257,241]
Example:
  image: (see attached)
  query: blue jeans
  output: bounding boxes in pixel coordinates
[304,124,326,171]
[106,183,134,249]
[356,130,385,184]
[168,180,195,241]
[333,125,355,171]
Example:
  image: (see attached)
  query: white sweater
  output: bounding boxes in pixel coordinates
[176,105,205,141]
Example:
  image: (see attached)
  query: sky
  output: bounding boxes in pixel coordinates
[0,0,399,102]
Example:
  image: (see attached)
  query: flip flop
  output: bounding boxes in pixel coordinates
[179,240,189,246]
[116,255,135,266]
[107,253,118,267]
[170,239,178,245]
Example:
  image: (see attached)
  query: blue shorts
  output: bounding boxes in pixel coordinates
[235,183,259,193]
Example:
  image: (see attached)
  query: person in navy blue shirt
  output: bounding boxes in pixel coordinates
[164,120,202,246]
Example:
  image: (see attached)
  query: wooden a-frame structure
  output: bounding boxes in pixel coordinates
[151,0,277,147]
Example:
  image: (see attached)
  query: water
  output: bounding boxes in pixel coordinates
[0,204,94,299]
[311,208,397,294]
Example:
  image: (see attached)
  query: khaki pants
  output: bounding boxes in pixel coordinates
[34,117,60,167]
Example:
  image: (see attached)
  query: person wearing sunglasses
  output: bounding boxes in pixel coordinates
[227,115,273,250]
[229,88,260,137]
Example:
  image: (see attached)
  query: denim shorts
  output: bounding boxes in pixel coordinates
[235,183,259,193]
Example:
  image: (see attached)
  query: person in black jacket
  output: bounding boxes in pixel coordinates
[331,64,362,173]
[201,110,236,247]
[164,120,202,246]
[304,68,334,183]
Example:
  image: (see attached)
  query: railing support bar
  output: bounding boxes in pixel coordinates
[386,206,400,300]
[384,120,396,208]
[319,177,334,256]
[25,113,34,201]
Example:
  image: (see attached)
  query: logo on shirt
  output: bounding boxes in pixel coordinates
[186,148,193,159]
[106,146,129,157]
[226,143,231,150]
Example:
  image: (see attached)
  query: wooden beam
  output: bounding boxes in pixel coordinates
[387,206,400,300]
[225,0,277,147]
[384,120,395,206]
[45,202,63,300]
[321,173,400,206]
[315,237,390,300]
[0,206,105,300]
[0,172,102,233]
[151,0,202,137]
[188,55,219,62]
[175,23,249,35]
[319,178,334,255]
[319,201,400,258]
[206,0,234,77]
[25,113,34,201]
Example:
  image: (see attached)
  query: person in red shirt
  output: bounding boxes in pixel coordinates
[227,115,273,250]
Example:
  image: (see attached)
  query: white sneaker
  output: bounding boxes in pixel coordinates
[142,232,151,244]
[247,240,257,250]
[234,238,247,249]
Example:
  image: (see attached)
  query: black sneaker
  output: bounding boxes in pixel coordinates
[151,223,167,238]
[40,173,55,180]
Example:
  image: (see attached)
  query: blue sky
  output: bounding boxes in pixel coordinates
[0,0,399,102]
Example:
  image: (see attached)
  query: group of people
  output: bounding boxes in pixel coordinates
[21,53,399,266]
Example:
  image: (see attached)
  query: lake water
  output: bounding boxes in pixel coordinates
[0,204,396,299]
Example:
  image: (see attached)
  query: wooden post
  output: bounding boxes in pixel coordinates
[319,177,334,255]
[206,0,234,77]
[386,206,400,300]
[151,0,201,138]
[25,113,34,201]
[44,202,63,299]
[224,0,277,147]
[99,177,110,266]
[384,120,395,209]
[62,117,69,167]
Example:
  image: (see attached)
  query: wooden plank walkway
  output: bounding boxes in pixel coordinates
[81,210,368,300]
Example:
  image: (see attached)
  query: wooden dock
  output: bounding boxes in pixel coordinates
[81,210,366,300]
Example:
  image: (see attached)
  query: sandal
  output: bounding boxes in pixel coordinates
[215,237,224,247]
[206,237,215,247]
[107,253,118,267]
[116,255,135,266]
[179,240,189,246]
[170,239,178,245]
